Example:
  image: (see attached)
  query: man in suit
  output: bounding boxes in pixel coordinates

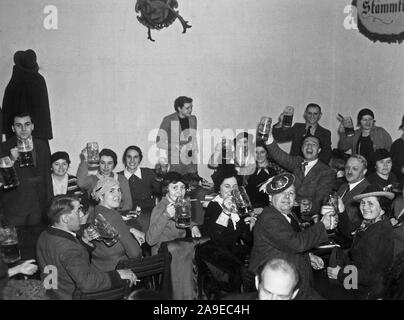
[272,103,332,164]
[36,195,137,300]
[0,112,52,259]
[156,96,198,175]
[249,173,334,299]
[335,154,370,246]
[265,130,335,217]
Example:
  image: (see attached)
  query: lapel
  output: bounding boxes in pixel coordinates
[304,161,321,181]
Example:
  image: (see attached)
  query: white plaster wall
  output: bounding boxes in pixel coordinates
[0,0,403,180]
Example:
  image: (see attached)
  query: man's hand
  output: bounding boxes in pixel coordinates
[327,266,341,279]
[15,259,38,276]
[164,203,176,219]
[191,226,201,238]
[116,269,139,287]
[309,253,324,270]
[244,216,257,231]
[130,228,145,245]
[321,213,335,230]
[337,197,345,213]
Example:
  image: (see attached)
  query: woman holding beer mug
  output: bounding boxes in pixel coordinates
[146,172,201,255]
[325,185,395,299]
[89,178,143,272]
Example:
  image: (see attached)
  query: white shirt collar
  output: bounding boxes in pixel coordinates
[51,226,77,238]
[303,159,318,176]
[280,211,291,224]
[349,178,365,191]
[124,167,142,180]
[52,174,68,196]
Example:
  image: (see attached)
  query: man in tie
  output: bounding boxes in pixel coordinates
[272,103,332,164]
[265,130,335,217]
[334,154,370,246]
[249,173,335,299]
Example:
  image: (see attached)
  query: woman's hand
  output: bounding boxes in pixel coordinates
[10,147,19,162]
[309,253,324,270]
[191,226,201,238]
[327,266,341,279]
[130,228,145,246]
[9,259,38,277]
[164,203,176,219]
[244,216,257,231]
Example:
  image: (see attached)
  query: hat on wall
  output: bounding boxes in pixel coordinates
[264,173,295,195]
[13,49,39,72]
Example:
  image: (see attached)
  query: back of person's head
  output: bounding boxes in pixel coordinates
[48,195,78,225]
[174,96,193,112]
[99,148,118,167]
[183,172,202,188]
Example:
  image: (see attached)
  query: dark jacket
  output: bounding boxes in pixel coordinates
[272,123,332,164]
[249,205,328,299]
[36,227,123,300]
[2,66,52,141]
[0,136,52,226]
[266,141,335,215]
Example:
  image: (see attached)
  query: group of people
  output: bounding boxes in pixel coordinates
[0,51,404,300]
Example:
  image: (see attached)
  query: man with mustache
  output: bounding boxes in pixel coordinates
[334,154,370,246]
[249,173,335,299]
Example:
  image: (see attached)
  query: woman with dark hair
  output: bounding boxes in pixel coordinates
[77,147,132,211]
[367,149,399,191]
[119,146,160,215]
[198,167,252,298]
[90,178,143,272]
[338,108,392,172]
[146,172,201,255]
[324,185,395,299]
[245,141,279,208]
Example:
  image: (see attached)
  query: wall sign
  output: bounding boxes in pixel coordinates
[353,0,404,43]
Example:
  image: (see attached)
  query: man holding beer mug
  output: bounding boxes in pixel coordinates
[0,112,52,259]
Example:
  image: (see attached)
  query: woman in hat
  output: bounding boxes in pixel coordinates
[77,147,132,211]
[90,177,143,272]
[51,151,84,199]
[367,149,399,190]
[326,185,395,299]
[146,172,201,255]
[338,108,392,172]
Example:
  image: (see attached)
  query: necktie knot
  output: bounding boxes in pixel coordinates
[306,126,312,136]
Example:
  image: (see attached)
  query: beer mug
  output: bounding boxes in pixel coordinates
[88,214,120,247]
[17,139,34,168]
[320,205,337,230]
[257,116,272,141]
[338,114,355,137]
[299,198,313,223]
[155,157,170,181]
[174,196,191,228]
[231,185,253,217]
[86,142,100,166]
[282,106,294,128]
[221,138,234,163]
[0,226,21,264]
[0,157,19,189]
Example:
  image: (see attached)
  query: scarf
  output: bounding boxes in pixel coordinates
[212,195,240,229]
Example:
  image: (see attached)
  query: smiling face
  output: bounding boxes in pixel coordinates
[125,149,141,171]
[301,136,321,161]
[256,146,268,166]
[359,196,384,220]
[167,181,186,202]
[270,185,296,215]
[177,102,193,118]
[359,115,375,131]
[304,106,322,126]
[12,116,34,141]
[99,156,115,176]
[100,183,122,209]
[345,157,367,184]
[52,159,69,177]
[375,157,392,177]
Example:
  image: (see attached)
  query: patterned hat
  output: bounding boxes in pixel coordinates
[265,173,295,195]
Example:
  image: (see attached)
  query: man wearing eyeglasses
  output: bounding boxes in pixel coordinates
[36,195,137,300]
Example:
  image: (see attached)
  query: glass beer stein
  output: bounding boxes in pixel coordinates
[17,139,34,168]
[87,142,100,166]
[282,106,294,128]
[0,156,19,189]
[338,114,355,137]
[155,157,170,182]
[257,116,272,141]
[87,214,120,247]
[231,185,253,217]
[174,196,192,229]
[0,226,21,264]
